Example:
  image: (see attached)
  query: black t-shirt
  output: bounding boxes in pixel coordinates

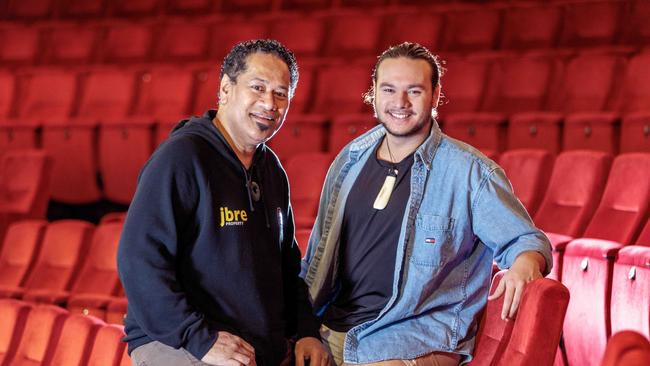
[324,143,414,332]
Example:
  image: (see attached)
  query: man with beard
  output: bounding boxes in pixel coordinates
[300,42,552,365]
[118,39,329,366]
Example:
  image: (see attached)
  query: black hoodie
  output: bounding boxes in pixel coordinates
[117,110,320,365]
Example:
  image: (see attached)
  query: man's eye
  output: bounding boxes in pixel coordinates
[252,85,264,92]
[409,90,422,96]
[275,91,288,99]
[381,88,394,93]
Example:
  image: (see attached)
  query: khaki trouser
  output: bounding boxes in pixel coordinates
[320,325,461,366]
[131,341,211,366]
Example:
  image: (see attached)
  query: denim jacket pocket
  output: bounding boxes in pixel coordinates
[410,215,454,267]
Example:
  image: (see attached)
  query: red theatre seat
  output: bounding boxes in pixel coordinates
[533,151,612,280]
[636,220,650,246]
[443,113,506,154]
[469,271,569,366]
[59,0,107,17]
[313,61,372,115]
[325,10,381,57]
[0,24,41,64]
[0,150,52,236]
[501,3,562,50]
[601,331,650,366]
[268,114,328,161]
[5,0,54,18]
[610,246,650,338]
[106,297,128,325]
[87,324,127,366]
[166,0,214,14]
[438,53,493,116]
[507,113,562,154]
[209,20,269,61]
[12,220,93,300]
[562,238,623,366]
[0,70,16,119]
[295,228,311,256]
[498,149,554,217]
[28,222,122,307]
[622,0,650,46]
[560,0,624,47]
[155,20,210,61]
[7,304,68,366]
[442,6,501,51]
[16,68,77,121]
[284,152,331,229]
[616,51,650,114]
[0,299,31,364]
[379,8,443,53]
[269,15,324,58]
[43,23,99,64]
[102,21,155,63]
[620,113,650,153]
[328,114,376,153]
[0,220,47,295]
[46,314,104,366]
[563,112,620,154]
[580,153,650,244]
[112,0,161,16]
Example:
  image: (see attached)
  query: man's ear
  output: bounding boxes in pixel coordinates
[432,84,441,108]
[219,75,233,105]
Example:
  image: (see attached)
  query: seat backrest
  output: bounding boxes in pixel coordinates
[498,149,554,217]
[209,20,269,61]
[134,67,194,119]
[44,23,99,64]
[560,0,624,47]
[46,314,104,366]
[617,52,650,113]
[284,152,332,222]
[269,16,325,57]
[601,330,650,366]
[9,304,68,366]
[498,277,570,365]
[582,153,650,243]
[87,324,126,366]
[102,21,155,62]
[325,11,381,57]
[313,62,372,114]
[0,299,31,363]
[22,220,94,293]
[636,219,650,246]
[0,149,52,217]
[439,54,493,115]
[69,222,123,296]
[467,271,514,366]
[610,245,650,338]
[380,9,443,53]
[442,6,501,51]
[155,20,210,61]
[0,71,16,118]
[77,68,136,120]
[0,220,47,288]
[16,69,77,120]
[534,150,612,237]
[0,24,41,64]
[501,4,562,49]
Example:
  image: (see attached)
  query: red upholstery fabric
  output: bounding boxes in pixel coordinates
[498,149,554,217]
[601,331,650,366]
[112,0,161,16]
[0,71,16,119]
[167,0,214,13]
[617,52,650,113]
[284,152,331,229]
[270,15,325,57]
[562,238,624,366]
[380,9,443,53]
[636,220,650,246]
[620,113,650,153]
[534,150,612,237]
[0,149,53,221]
[0,299,31,364]
[0,220,47,297]
[552,52,626,113]
[119,344,132,366]
[313,61,373,114]
[6,0,54,18]
[155,20,210,61]
[328,114,376,153]
[501,3,562,49]
[191,67,219,115]
[43,23,99,64]
[438,53,492,115]
[442,6,501,51]
[294,228,311,257]
[209,20,268,61]
[46,314,104,366]
[622,0,650,45]
[77,68,136,120]
[483,54,560,114]
[325,10,381,57]
[545,232,574,282]
[102,21,155,62]
[134,67,193,119]
[610,246,650,338]
[8,304,67,366]
[443,113,506,153]
[507,113,562,154]
[560,1,624,47]
[581,153,650,244]
[26,222,122,305]
[469,271,569,365]
[106,297,128,325]
[87,324,127,366]
[19,220,94,302]
[0,24,40,64]
[563,112,620,154]
[17,69,77,120]
[100,212,127,224]
[268,114,328,161]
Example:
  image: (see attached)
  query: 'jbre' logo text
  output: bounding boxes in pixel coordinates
[219,207,248,227]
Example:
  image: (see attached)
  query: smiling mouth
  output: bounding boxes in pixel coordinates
[250,113,276,131]
[387,110,414,120]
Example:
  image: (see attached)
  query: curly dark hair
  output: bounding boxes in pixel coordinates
[363,42,444,105]
[220,39,299,98]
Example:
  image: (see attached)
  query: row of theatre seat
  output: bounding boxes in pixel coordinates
[1,0,649,65]
[0,47,649,205]
[0,299,129,366]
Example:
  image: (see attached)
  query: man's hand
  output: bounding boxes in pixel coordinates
[487,251,546,320]
[201,331,256,366]
[295,337,331,366]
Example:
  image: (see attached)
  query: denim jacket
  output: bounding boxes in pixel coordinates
[300,121,552,363]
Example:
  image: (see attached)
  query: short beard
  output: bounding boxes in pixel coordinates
[376,113,432,138]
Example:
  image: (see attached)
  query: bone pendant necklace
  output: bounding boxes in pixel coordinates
[373,139,399,210]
